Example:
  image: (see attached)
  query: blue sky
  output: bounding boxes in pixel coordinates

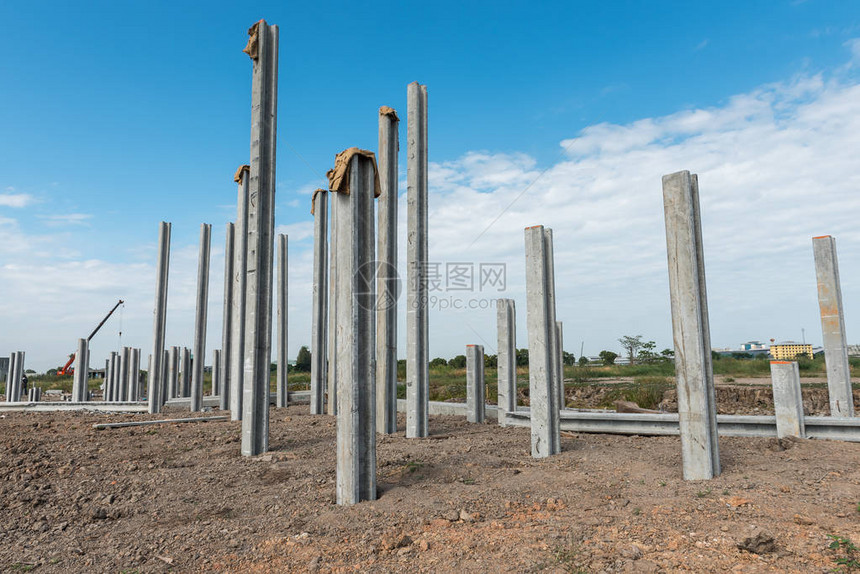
[2,1,860,371]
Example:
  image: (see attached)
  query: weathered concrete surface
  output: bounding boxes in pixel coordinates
[376,105,399,434]
[770,361,805,438]
[496,299,517,426]
[148,222,171,414]
[231,166,250,421]
[813,235,854,417]
[72,339,89,403]
[662,170,720,480]
[466,345,486,423]
[406,81,429,439]
[276,233,288,408]
[310,190,328,415]
[524,226,560,458]
[191,223,211,413]
[220,222,234,411]
[241,20,278,457]
[333,153,377,505]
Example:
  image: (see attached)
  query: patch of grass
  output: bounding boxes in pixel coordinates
[405,461,424,474]
[595,376,674,410]
[828,534,860,572]
[9,564,36,572]
[551,540,589,573]
[632,507,641,516]
[696,488,712,498]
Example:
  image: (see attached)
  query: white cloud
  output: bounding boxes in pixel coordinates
[4,50,860,370]
[37,213,93,226]
[0,193,34,208]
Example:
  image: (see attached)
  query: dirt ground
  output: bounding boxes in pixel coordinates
[2,391,860,573]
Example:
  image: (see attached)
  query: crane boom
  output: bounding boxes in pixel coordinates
[57,299,124,375]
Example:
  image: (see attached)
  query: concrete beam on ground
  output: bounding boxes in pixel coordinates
[231,165,250,421]
[406,81,429,439]
[466,345,486,423]
[93,416,230,430]
[333,152,377,506]
[770,361,805,438]
[148,221,171,414]
[524,226,560,458]
[376,105,399,434]
[220,222,234,411]
[72,339,89,402]
[662,170,720,480]
[310,189,328,415]
[241,19,278,456]
[813,235,854,417]
[496,299,517,426]
[191,223,212,412]
[276,233,288,408]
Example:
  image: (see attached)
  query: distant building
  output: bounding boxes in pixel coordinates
[740,341,767,351]
[770,341,813,360]
[0,357,8,381]
[848,345,860,357]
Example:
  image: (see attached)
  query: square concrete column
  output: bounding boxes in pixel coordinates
[496,299,517,425]
[72,338,89,402]
[167,346,179,399]
[332,152,377,505]
[220,222,234,410]
[212,349,222,399]
[406,81,430,439]
[148,221,171,413]
[107,352,118,402]
[376,105,400,434]
[241,19,278,457]
[310,189,328,415]
[231,165,250,421]
[544,231,560,428]
[181,347,191,398]
[556,321,565,409]
[276,233,289,408]
[524,226,561,458]
[770,361,806,438]
[662,170,720,480]
[6,351,16,401]
[466,345,486,423]
[191,223,212,412]
[119,347,130,402]
[813,235,854,417]
[129,348,141,401]
[327,190,339,416]
[161,349,169,406]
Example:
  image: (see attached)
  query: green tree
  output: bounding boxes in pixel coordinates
[636,341,661,364]
[295,346,312,372]
[578,355,589,367]
[598,350,618,365]
[448,355,467,369]
[429,357,447,368]
[618,335,644,364]
[484,354,498,368]
[562,351,576,366]
[515,348,529,367]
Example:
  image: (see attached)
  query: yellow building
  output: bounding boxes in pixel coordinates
[770,341,813,360]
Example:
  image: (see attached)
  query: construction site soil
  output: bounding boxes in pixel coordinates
[2,379,859,573]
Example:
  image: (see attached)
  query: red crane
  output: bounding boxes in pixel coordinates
[57,299,124,375]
